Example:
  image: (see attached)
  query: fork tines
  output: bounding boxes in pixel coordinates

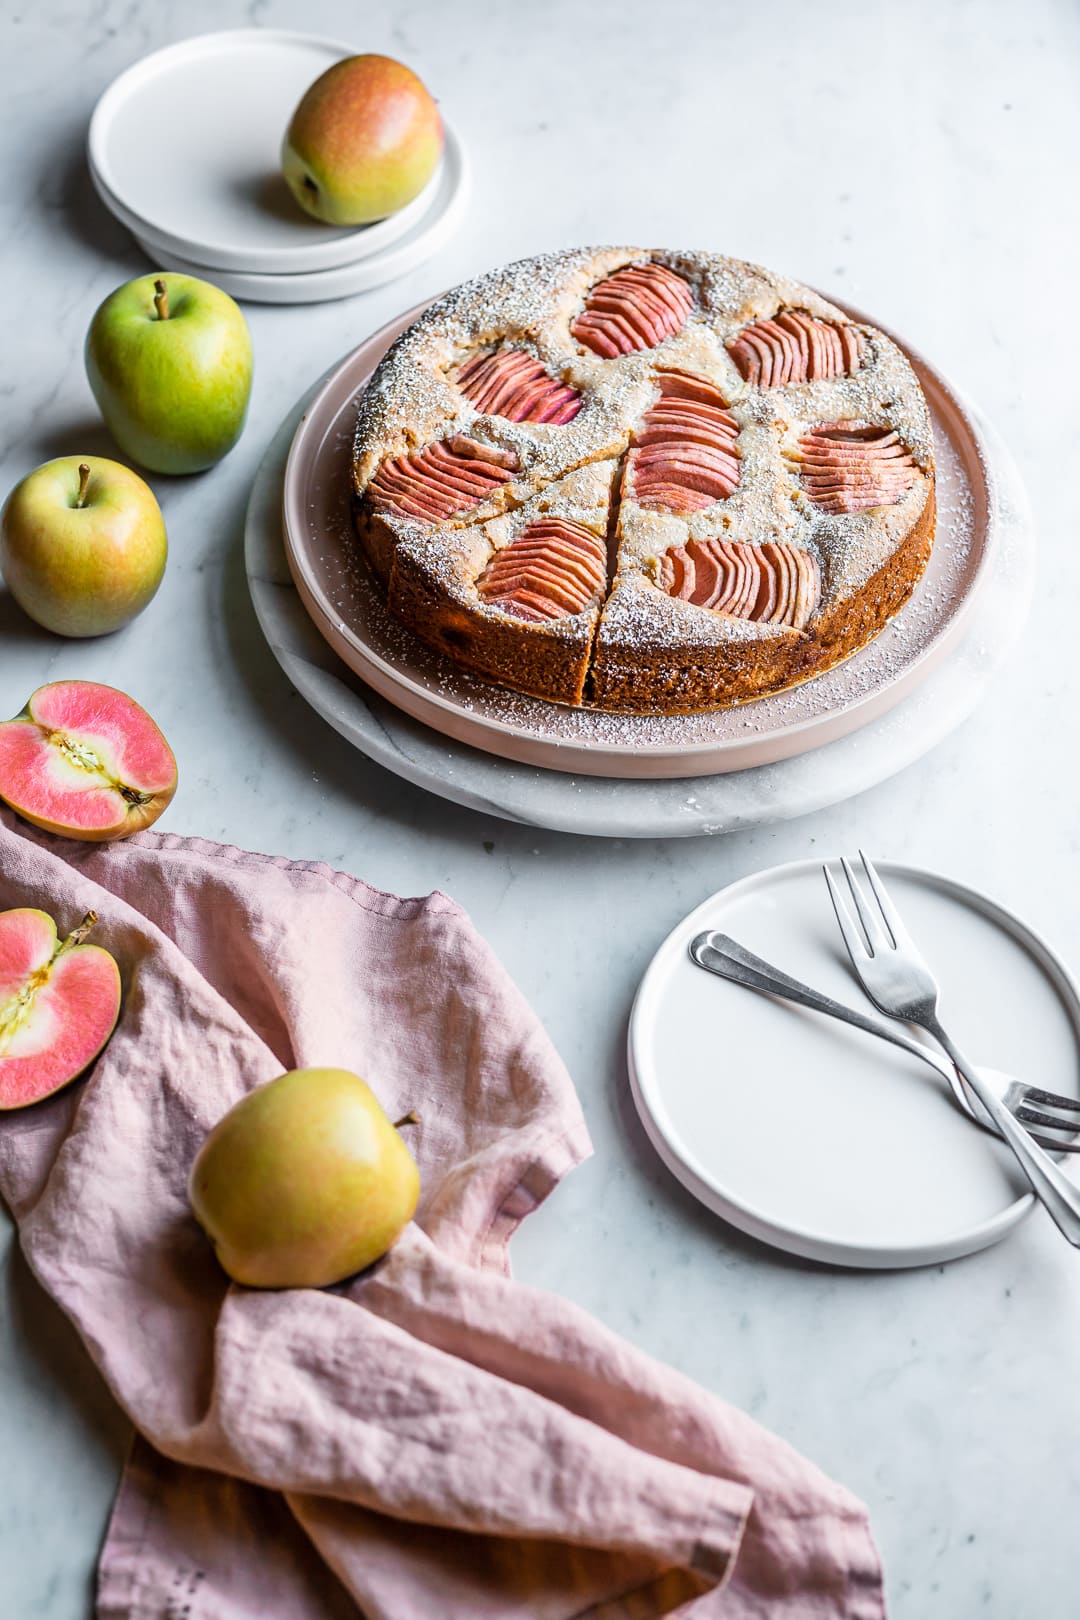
[824,850,915,958]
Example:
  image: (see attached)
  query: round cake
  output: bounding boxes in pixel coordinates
[350,247,936,714]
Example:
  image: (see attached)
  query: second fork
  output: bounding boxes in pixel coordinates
[825,852,1080,1248]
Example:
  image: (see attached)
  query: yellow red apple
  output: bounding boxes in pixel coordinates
[281,54,443,226]
[1,456,166,637]
[189,1067,421,1288]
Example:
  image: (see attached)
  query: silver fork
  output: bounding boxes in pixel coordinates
[688,930,1080,1150]
[825,853,1080,1246]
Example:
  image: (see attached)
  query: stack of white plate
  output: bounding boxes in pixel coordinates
[87,30,470,305]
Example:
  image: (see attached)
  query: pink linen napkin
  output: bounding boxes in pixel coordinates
[0,809,884,1619]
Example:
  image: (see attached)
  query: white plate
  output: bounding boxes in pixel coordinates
[245,381,1034,834]
[628,860,1080,1266]
[124,128,469,305]
[88,140,442,275]
[87,29,456,274]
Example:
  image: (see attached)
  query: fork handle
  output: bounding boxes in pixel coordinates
[694,933,957,1072]
[692,934,1078,1151]
[692,933,984,1114]
[925,1016,1080,1246]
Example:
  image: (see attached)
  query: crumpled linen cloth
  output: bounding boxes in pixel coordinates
[0,809,885,1619]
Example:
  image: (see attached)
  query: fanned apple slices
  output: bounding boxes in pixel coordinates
[454,349,582,424]
[626,370,741,513]
[478,517,607,622]
[727,311,867,388]
[657,538,820,632]
[367,435,519,523]
[792,424,920,514]
[571,262,694,358]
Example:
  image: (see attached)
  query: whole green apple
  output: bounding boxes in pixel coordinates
[0,456,167,637]
[189,1067,421,1289]
[85,273,253,475]
[281,54,443,226]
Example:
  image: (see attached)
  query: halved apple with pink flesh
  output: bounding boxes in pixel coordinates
[0,680,177,842]
[0,907,121,1109]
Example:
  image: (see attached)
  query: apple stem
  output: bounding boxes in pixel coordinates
[153,278,170,320]
[75,463,91,509]
[62,911,99,953]
[393,1110,420,1130]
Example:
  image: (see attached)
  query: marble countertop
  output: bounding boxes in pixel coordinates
[2,1,1077,1615]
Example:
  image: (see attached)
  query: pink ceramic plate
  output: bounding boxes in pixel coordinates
[281,298,996,780]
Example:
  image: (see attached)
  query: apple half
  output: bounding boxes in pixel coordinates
[0,680,177,841]
[0,907,121,1110]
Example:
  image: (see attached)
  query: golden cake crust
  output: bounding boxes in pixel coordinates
[351,247,936,714]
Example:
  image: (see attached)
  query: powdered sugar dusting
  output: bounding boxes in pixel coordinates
[301,375,977,753]
[349,247,935,711]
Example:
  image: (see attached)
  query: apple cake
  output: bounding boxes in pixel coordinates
[350,247,935,713]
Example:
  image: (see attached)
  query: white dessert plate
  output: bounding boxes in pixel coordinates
[280,298,999,778]
[628,860,1080,1267]
[245,374,1032,835]
[122,131,468,304]
[88,143,443,277]
[87,29,460,275]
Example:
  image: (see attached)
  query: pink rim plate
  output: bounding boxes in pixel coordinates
[280,297,997,781]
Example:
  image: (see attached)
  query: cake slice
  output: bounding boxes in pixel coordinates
[387,459,619,705]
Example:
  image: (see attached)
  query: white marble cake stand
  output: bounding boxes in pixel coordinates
[245,389,1033,839]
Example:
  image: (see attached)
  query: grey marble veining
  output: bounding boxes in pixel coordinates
[2,2,1078,1617]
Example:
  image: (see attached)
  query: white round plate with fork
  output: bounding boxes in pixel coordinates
[628,858,1080,1267]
